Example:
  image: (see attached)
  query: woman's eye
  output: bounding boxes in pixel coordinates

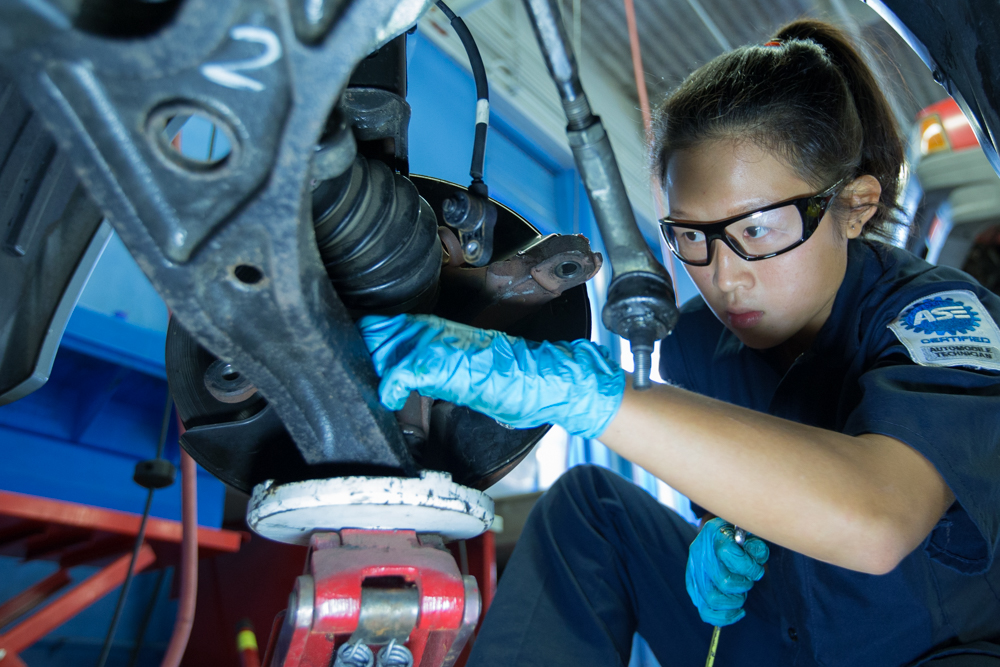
[681,231,704,242]
[744,226,769,239]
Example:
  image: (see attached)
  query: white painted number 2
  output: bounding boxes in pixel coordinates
[201,26,282,92]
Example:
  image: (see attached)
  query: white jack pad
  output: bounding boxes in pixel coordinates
[247,471,495,545]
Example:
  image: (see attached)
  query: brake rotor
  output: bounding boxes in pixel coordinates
[168,176,592,493]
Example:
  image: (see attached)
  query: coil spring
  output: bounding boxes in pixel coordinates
[376,640,413,667]
[334,642,374,667]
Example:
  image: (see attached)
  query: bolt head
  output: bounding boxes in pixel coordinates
[442,192,471,226]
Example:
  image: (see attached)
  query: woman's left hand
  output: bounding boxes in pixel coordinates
[686,517,769,626]
[358,313,626,439]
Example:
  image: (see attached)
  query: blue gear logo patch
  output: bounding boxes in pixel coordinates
[899,296,981,335]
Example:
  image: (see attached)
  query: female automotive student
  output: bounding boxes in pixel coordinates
[360,19,1000,667]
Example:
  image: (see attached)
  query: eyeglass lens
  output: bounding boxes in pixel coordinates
[666,204,804,263]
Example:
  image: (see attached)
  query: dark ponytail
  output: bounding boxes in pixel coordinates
[651,19,904,241]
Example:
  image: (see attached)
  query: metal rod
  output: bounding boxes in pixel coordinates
[523,0,669,279]
[522,0,679,388]
[705,625,721,667]
[683,0,731,51]
[522,0,593,129]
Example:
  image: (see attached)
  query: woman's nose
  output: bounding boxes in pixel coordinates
[712,241,754,293]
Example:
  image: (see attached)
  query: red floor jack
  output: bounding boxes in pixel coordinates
[250,472,493,667]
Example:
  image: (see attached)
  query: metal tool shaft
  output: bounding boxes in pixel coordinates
[705,625,721,667]
[522,0,679,389]
[705,525,747,667]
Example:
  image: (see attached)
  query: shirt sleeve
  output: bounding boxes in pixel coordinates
[842,340,1000,574]
[658,335,692,390]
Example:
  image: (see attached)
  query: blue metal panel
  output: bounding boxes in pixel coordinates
[0,305,224,527]
[407,32,562,234]
[60,307,168,380]
[486,131,560,233]
[76,233,169,335]
[0,349,164,452]
[486,97,574,172]
[0,427,222,527]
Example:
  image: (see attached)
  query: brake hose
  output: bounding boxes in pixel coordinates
[436,1,490,197]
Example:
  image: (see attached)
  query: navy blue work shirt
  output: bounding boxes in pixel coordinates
[659,239,1000,666]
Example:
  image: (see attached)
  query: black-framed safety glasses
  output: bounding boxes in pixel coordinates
[659,179,848,266]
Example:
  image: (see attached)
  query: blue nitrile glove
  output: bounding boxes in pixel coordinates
[686,518,769,626]
[358,313,626,439]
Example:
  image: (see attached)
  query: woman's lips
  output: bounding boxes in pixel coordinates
[727,310,763,329]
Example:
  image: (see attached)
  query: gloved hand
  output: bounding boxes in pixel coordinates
[686,518,769,626]
[358,313,626,439]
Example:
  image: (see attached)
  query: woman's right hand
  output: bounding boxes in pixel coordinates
[358,313,626,439]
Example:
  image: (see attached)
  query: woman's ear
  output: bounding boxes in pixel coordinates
[844,175,882,240]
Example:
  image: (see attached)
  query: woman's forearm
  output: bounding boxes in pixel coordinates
[599,379,953,574]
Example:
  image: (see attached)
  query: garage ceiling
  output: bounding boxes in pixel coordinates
[584,0,944,116]
[419,0,947,225]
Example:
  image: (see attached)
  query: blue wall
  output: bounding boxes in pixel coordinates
[408,33,563,234]
[0,314,223,527]
[76,233,169,333]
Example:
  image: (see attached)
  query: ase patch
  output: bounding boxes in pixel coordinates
[888,289,1000,372]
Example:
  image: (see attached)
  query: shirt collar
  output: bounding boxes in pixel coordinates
[810,239,881,354]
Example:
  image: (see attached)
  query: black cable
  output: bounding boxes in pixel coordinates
[126,567,167,667]
[436,1,490,195]
[155,393,172,459]
[95,489,153,667]
[95,394,174,667]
